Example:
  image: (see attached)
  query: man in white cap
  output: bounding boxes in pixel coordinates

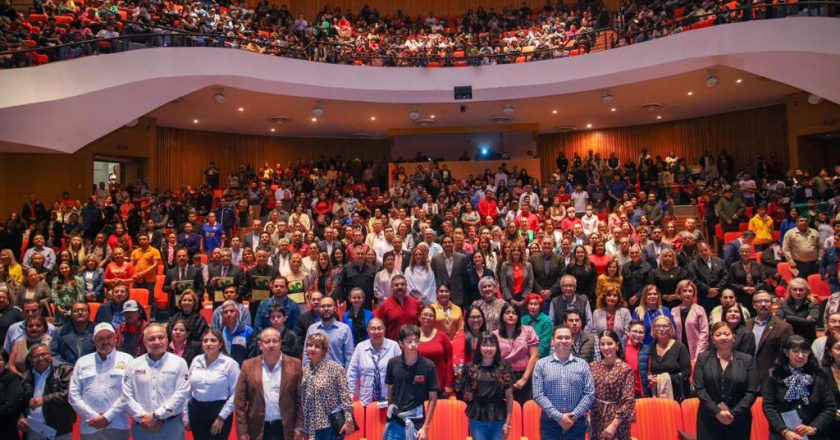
[68,322,134,440]
[122,323,190,439]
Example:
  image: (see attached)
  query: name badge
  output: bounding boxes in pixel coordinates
[232,336,247,346]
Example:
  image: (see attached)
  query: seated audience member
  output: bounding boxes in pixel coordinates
[218,300,256,365]
[3,299,56,355]
[167,289,208,343]
[115,299,148,357]
[15,268,50,308]
[167,318,203,367]
[211,284,252,330]
[18,344,75,439]
[8,315,51,376]
[50,301,94,364]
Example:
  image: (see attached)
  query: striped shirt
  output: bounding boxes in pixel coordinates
[532,353,595,422]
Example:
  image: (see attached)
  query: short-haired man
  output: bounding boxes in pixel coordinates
[22,234,56,271]
[254,275,300,333]
[51,302,95,364]
[18,343,75,439]
[347,318,402,405]
[812,312,840,359]
[219,300,256,365]
[548,275,593,328]
[303,297,354,367]
[4,299,56,353]
[783,215,823,279]
[210,285,252,330]
[745,291,794,385]
[383,325,438,440]
[375,275,421,341]
[130,232,161,319]
[69,323,134,439]
[532,326,595,439]
[122,324,190,439]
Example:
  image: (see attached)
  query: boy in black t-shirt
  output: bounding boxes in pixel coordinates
[383,324,439,440]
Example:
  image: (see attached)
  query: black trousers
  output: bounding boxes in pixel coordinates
[264,420,285,440]
[188,399,233,440]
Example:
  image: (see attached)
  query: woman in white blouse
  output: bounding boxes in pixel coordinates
[374,253,400,302]
[186,328,240,440]
[405,244,437,305]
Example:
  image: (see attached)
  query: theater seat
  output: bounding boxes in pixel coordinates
[807,274,831,301]
[631,398,683,440]
[154,274,169,310]
[346,400,365,440]
[87,302,101,321]
[365,402,388,440]
[777,262,793,283]
[522,400,541,440]
[680,398,699,437]
[425,398,468,439]
[751,397,770,440]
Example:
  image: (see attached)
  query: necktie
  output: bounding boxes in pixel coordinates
[181,268,186,280]
[372,349,383,402]
[222,266,228,277]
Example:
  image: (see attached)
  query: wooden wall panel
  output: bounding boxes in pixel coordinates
[280,0,556,20]
[536,104,789,181]
[153,128,391,189]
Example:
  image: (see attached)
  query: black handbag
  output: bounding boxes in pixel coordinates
[329,409,359,438]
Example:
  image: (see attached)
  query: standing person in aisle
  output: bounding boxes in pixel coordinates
[383,324,439,440]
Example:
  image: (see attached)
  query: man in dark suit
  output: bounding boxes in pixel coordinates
[643,226,674,268]
[207,248,246,307]
[242,218,263,251]
[163,248,205,317]
[430,235,468,307]
[317,227,344,256]
[528,237,565,305]
[338,246,377,306]
[383,236,411,273]
[567,310,598,363]
[745,291,793,386]
[722,230,756,267]
[21,193,47,224]
[690,241,731,313]
[245,250,280,316]
[235,327,303,440]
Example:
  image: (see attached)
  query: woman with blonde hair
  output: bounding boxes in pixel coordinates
[777,277,820,342]
[0,249,23,286]
[670,279,709,362]
[632,284,674,345]
[649,247,691,309]
[591,285,633,343]
[405,243,437,305]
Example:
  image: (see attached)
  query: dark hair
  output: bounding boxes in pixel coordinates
[467,332,512,390]
[200,328,229,356]
[770,335,823,383]
[721,303,745,330]
[464,305,487,359]
[822,330,840,367]
[169,318,192,338]
[398,324,421,342]
[597,329,624,360]
[268,304,287,317]
[498,302,522,339]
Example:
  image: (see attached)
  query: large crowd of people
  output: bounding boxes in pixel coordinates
[2,0,831,68]
[2,148,840,439]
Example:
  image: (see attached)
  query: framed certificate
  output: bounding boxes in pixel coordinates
[251,276,272,301]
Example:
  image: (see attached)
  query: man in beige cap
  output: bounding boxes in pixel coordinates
[69,322,134,439]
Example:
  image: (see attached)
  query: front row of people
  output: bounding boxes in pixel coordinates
[2,314,839,440]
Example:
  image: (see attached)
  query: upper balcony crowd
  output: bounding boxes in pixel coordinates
[1,0,836,68]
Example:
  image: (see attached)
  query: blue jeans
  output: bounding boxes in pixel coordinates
[383,420,406,440]
[540,415,586,440]
[469,419,505,440]
[314,427,339,440]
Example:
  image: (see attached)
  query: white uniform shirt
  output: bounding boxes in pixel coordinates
[187,354,240,421]
[122,352,190,420]
[69,350,134,433]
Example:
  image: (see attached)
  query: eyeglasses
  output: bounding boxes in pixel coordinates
[468,316,483,321]
[653,325,671,330]
[629,330,645,335]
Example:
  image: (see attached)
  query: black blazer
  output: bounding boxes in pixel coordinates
[383,249,411,272]
[822,365,840,435]
[159,243,184,272]
[745,317,794,385]
[430,253,468,307]
[207,264,246,299]
[0,369,24,440]
[689,257,730,312]
[163,264,205,297]
[728,261,766,300]
[528,252,565,298]
[464,268,495,309]
[763,367,836,438]
[694,350,759,435]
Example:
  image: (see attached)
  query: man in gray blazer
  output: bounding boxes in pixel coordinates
[528,237,566,304]
[430,235,468,307]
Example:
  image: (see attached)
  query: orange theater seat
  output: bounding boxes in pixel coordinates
[522,400,541,440]
[346,400,366,440]
[28,13,48,22]
[87,302,101,321]
[426,398,468,439]
[130,288,150,307]
[751,397,770,440]
[200,253,208,265]
[201,303,213,325]
[154,274,169,310]
[807,274,831,301]
[777,262,793,283]
[723,232,741,244]
[680,398,700,437]
[631,398,683,440]
[365,402,388,440]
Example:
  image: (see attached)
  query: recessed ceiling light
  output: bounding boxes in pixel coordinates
[586,123,593,129]
[238,107,244,112]
[193,119,199,124]
[270,128,276,132]
[552,110,558,114]
[687,91,693,96]
[610,108,616,112]
[657,115,663,119]
[736,78,743,84]
[370,116,376,121]
[311,117,317,122]
[430,115,435,119]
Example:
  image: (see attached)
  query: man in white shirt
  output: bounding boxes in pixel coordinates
[518,184,539,210]
[121,324,190,439]
[69,323,134,440]
[570,185,589,215]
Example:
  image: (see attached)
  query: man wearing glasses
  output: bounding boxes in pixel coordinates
[18,344,75,439]
[746,291,793,385]
[51,302,95,365]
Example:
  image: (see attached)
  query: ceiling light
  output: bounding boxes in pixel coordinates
[657,115,663,119]
[212,90,226,104]
[687,91,693,96]
[312,104,325,118]
[125,119,139,128]
[311,117,317,122]
[705,75,719,88]
[270,128,276,132]
[370,116,377,121]
[193,119,199,124]
[601,90,614,104]
[586,123,593,129]
[808,94,824,105]
[430,115,435,119]
[238,107,244,112]
[502,103,515,116]
[610,108,616,112]
[408,109,421,121]
[736,78,743,84]
[552,110,558,115]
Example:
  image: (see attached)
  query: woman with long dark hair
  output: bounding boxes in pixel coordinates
[461,332,514,440]
[589,330,635,440]
[493,302,538,404]
[694,321,759,440]
[566,245,598,302]
[454,305,487,389]
[763,335,836,439]
[721,303,757,356]
[187,328,240,440]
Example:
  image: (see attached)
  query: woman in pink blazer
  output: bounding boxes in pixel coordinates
[670,279,710,362]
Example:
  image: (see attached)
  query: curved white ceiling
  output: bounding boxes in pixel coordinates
[0,17,838,153]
